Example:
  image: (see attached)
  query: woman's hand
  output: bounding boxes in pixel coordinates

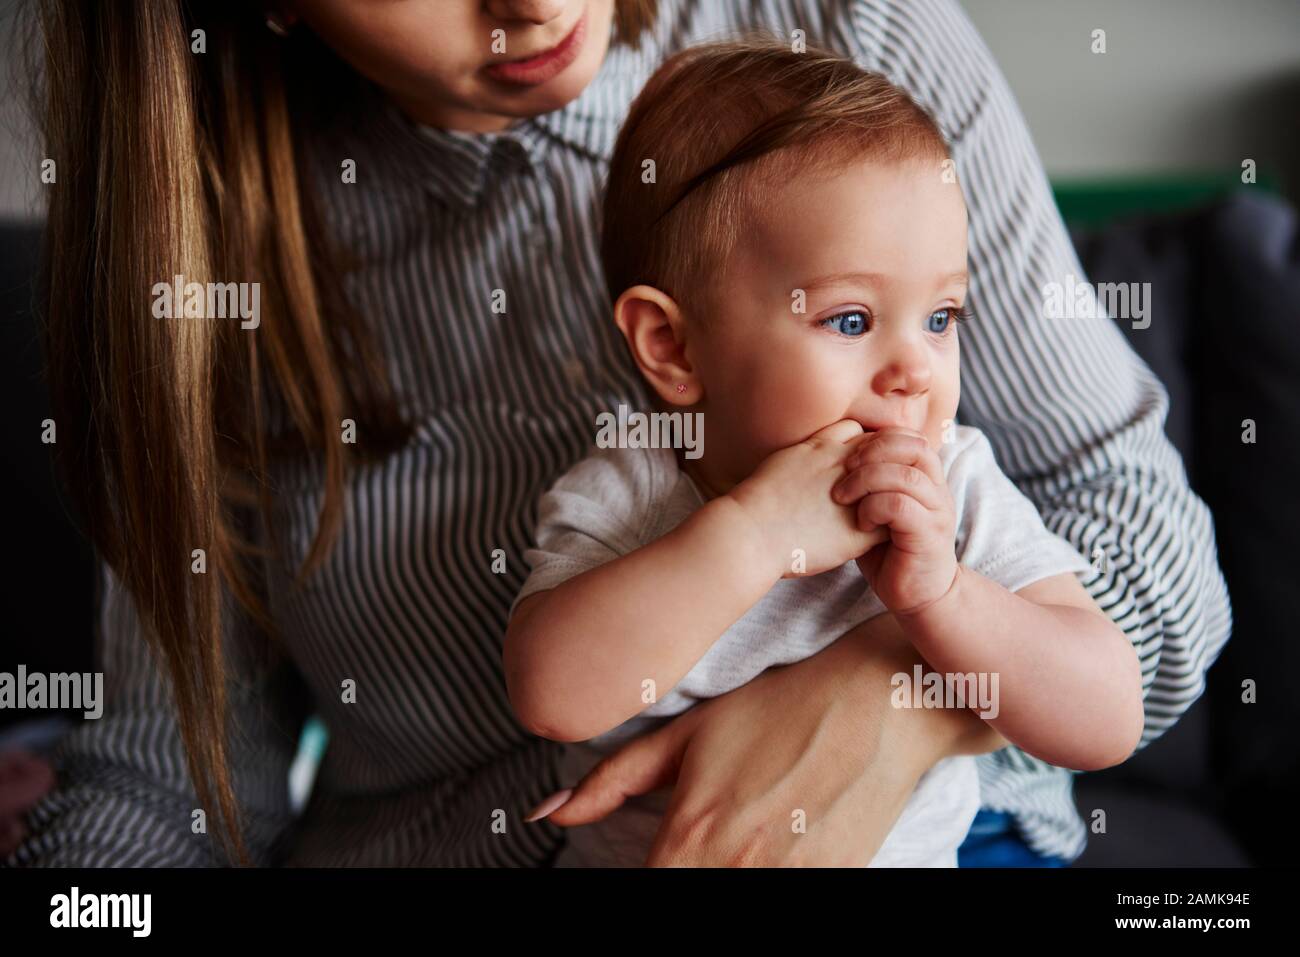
[540,613,1006,866]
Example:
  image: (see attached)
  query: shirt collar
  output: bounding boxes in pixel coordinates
[363,100,550,212]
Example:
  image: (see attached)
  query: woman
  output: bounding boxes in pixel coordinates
[8,0,1229,866]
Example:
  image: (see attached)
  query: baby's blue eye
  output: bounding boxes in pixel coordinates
[927,309,954,333]
[821,311,868,337]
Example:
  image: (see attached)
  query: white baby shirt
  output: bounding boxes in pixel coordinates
[511,425,1092,866]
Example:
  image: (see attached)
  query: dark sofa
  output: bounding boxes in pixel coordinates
[1068,191,1299,867]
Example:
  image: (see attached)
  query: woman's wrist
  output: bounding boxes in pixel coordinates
[832,613,1002,776]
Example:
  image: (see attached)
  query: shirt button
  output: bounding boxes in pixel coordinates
[563,357,587,390]
[494,137,531,170]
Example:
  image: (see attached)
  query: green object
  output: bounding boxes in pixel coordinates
[1050,170,1279,227]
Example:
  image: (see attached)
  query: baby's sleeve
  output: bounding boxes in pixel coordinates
[508,444,658,619]
[947,427,1093,591]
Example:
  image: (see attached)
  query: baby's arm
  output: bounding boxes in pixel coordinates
[836,426,1143,770]
[505,492,778,743]
[898,568,1143,770]
[507,420,881,744]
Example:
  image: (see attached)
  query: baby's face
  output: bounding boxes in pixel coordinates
[684,157,968,491]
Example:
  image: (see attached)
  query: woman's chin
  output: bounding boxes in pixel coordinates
[483,63,603,118]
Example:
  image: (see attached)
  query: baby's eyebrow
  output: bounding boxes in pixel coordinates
[800,270,887,292]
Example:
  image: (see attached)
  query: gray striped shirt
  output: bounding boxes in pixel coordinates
[10,0,1231,867]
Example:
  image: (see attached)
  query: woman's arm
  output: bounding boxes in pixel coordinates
[541,610,1007,866]
[505,494,779,743]
[5,561,309,867]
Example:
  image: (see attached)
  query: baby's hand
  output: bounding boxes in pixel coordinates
[726,420,889,580]
[831,427,959,614]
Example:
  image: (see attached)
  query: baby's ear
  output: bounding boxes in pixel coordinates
[612,285,701,406]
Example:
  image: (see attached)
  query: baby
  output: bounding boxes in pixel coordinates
[504,40,1144,867]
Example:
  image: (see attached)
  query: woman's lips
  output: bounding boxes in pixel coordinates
[484,13,587,87]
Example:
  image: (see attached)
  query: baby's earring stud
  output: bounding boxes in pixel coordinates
[675,383,687,394]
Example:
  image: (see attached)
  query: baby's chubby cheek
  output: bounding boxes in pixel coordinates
[714,354,859,459]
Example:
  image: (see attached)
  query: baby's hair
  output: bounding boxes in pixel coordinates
[601,38,952,319]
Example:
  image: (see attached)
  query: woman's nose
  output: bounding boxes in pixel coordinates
[487,0,569,26]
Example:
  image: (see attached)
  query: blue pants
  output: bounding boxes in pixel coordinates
[957,810,1068,867]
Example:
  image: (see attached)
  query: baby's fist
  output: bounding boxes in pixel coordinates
[832,428,959,614]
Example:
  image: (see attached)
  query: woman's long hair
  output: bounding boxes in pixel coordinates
[24,0,658,865]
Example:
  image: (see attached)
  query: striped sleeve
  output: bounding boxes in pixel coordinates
[847,0,1232,751]
[6,561,310,867]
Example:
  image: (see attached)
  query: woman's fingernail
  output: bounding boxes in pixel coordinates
[524,787,573,823]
